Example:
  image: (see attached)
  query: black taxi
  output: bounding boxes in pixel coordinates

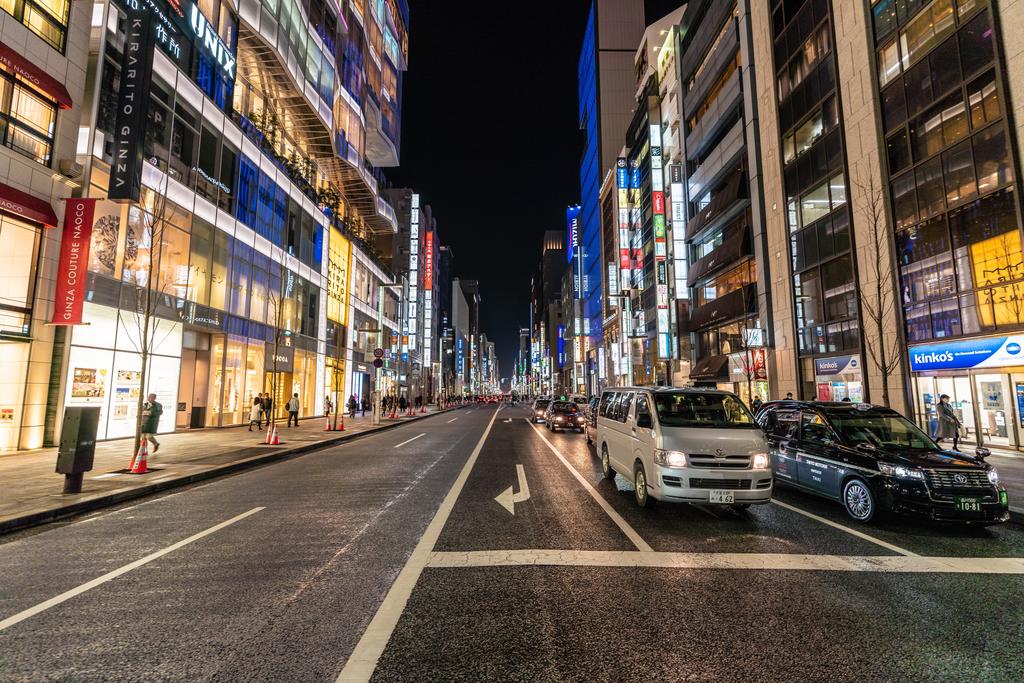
[756,401,1009,524]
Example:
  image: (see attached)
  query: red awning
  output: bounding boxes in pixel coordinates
[0,41,73,109]
[0,182,58,227]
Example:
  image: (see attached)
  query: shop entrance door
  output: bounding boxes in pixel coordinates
[916,376,977,447]
[177,332,211,429]
[975,374,1016,448]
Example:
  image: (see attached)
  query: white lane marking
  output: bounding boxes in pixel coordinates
[426,549,1024,574]
[0,507,265,633]
[447,418,458,423]
[337,407,502,682]
[525,419,653,552]
[771,499,917,557]
[91,473,121,480]
[494,464,531,515]
[393,433,426,449]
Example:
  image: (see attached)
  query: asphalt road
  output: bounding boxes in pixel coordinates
[2,403,1023,682]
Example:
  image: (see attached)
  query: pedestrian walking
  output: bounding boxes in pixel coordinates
[287,393,301,427]
[935,394,962,450]
[347,394,358,419]
[140,393,163,453]
[785,392,793,400]
[361,397,369,416]
[249,396,263,431]
[324,395,333,418]
[399,395,408,412]
[751,396,763,413]
[415,395,422,409]
[261,392,273,427]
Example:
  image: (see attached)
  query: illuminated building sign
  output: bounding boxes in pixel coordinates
[188,2,236,78]
[566,205,582,299]
[407,194,420,351]
[423,230,434,366]
[649,122,671,360]
[109,6,155,201]
[327,229,351,325]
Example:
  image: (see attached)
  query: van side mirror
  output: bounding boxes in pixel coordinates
[637,414,653,430]
[975,447,991,460]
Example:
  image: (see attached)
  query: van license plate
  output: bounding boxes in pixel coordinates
[955,496,982,512]
[709,490,735,504]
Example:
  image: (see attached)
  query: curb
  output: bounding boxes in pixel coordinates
[0,408,459,536]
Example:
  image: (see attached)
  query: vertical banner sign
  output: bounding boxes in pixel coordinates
[52,198,98,325]
[566,205,582,298]
[109,7,155,201]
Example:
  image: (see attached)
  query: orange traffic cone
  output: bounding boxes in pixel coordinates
[130,440,149,474]
[270,425,280,445]
[420,405,426,413]
[338,414,345,431]
[265,423,273,444]
[325,416,333,431]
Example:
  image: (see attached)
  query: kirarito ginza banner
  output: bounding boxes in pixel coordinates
[909,335,1024,372]
[52,198,98,325]
[109,6,155,201]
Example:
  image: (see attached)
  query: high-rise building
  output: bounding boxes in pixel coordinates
[0,1,90,450]
[38,0,410,446]
[675,1,774,405]
[578,0,646,393]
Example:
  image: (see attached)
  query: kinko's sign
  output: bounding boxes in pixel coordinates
[52,199,98,325]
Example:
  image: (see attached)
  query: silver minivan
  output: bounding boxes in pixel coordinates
[595,386,773,509]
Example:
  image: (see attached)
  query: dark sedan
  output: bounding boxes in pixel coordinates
[757,401,1009,525]
[544,400,586,433]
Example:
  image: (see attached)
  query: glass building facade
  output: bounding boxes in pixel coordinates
[768,0,863,403]
[870,0,1024,448]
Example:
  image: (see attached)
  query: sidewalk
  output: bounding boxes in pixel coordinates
[0,407,451,534]
[985,449,1024,520]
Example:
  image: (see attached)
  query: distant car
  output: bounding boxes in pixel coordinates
[757,400,1010,524]
[545,400,586,433]
[530,399,551,423]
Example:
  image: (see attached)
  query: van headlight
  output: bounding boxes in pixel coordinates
[752,452,769,469]
[654,449,687,468]
[988,469,999,484]
[878,462,925,480]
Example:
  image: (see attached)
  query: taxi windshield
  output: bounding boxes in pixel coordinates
[829,413,938,451]
[652,392,756,428]
[534,400,550,409]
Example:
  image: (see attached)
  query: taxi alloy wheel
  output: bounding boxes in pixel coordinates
[634,462,651,508]
[843,479,876,523]
[601,445,615,479]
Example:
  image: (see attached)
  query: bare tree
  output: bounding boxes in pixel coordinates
[734,325,764,406]
[856,177,903,408]
[119,176,178,454]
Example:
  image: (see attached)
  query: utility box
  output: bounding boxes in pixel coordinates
[55,407,100,493]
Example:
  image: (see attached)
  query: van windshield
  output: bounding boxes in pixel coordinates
[652,392,757,428]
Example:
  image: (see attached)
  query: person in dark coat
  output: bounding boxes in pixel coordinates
[935,394,962,450]
[361,397,369,416]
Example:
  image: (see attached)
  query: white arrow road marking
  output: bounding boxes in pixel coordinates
[447,417,458,423]
[494,464,531,515]
[393,433,426,449]
[0,507,265,633]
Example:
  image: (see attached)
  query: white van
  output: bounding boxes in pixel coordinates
[595,386,773,509]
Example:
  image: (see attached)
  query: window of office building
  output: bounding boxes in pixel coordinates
[0,0,69,52]
[0,67,57,165]
[0,215,39,335]
[874,1,1024,340]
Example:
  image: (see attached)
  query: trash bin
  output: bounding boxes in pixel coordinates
[55,406,101,493]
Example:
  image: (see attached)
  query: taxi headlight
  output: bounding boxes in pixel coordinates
[752,452,769,469]
[988,469,999,485]
[878,462,925,480]
[654,449,687,468]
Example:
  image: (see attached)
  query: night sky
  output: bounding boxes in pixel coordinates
[389,1,685,377]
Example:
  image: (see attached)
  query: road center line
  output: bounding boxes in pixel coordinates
[337,407,502,683]
[771,499,918,557]
[0,507,265,633]
[425,549,1024,574]
[393,433,426,449]
[447,417,458,423]
[525,419,653,552]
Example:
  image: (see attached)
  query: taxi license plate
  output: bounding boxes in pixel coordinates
[709,490,735,504]
[955,496,982,513]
